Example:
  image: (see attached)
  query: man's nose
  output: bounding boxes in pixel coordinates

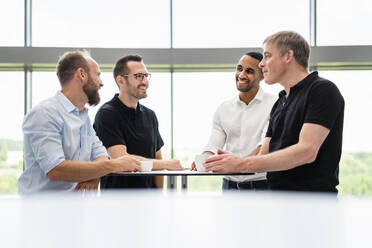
[239,71,247,79]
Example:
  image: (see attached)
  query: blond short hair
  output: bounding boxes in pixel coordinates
[263,31,310,69]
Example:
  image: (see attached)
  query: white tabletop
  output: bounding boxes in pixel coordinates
[113,169,254,176]
[1,192,372,248]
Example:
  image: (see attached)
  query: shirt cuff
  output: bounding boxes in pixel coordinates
[91,148,108,161]
[38,152,65,174]
[201,146,218,154]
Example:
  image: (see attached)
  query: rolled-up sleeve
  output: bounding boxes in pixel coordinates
[23,108,65,174]
[257,119,270,148]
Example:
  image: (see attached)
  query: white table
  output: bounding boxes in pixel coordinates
[1,192,372,248]
[112,170,254,189]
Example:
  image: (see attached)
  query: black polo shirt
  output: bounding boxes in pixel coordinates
[266,71,344,192]
[93,94,164,189]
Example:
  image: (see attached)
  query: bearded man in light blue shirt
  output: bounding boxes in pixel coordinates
[18,51,141,194]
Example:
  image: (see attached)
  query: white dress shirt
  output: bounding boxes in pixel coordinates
[203,87,277,182]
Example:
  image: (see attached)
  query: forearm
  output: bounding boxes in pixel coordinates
[244,143,316,173]
[108,145,182,171]
[153,159,181,170]
[258,137,271,155]
[121,154,178,170]
[47,157,114,182]
[155,176,164,188]
[247,146,261,157]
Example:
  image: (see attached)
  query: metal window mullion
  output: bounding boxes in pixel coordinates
[24,0,32,114]
[167,0,178,189]
[24,0,32,47]
[309,0,317,47]
[168,70,176,190]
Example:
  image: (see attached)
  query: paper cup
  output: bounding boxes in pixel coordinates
[194,154,211,172]
[140,161,153,172]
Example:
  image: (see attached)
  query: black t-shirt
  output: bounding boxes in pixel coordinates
[93,94,164,189]
[266,71,344,192]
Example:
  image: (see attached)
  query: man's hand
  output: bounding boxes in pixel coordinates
[74,178,100,192]
[204,149,246,173]
[190,161,196,171]
[110,155,141,173]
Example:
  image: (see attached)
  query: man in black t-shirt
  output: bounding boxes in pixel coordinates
[94,55,183,189]
[204,31,344,193]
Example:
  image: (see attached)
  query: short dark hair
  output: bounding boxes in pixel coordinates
[113,55,143,83]
[56,50,90,86]
[263,31,310,69]
[245,52,263,62]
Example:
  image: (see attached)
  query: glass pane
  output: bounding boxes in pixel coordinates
[173,72,233,191]
[317,0,372,45]
[0,0,24,46]
[0,72,24,194]
[32,0,170,48]
[32,71,171,157]
[32,72,60,107]
[319,70,372,195]
[173,0,309,48]
[140,73,172,158]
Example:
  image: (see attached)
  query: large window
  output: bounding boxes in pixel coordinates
[173,72,236,190]
[319,70,372,153]
[173,0,309,47]
[173,72,236,163]
[1,0,372,195]
[319,70,372,194]
[317,0,372,46]
[0,0,24,46]
[0,72,24,193]
[32,0,170,48]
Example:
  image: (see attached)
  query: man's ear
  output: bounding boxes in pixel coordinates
[285,50,294,63]
[116,75,125,87]
[76,68,87,83]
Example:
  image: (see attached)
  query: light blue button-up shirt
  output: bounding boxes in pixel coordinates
[18,91,108,194]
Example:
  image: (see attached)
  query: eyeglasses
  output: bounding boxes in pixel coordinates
[121,73,151,81]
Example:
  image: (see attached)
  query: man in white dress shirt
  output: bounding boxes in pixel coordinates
[192,52,277,190]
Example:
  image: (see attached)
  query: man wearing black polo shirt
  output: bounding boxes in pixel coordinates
[204,31,344,193]
[94,55,183,189]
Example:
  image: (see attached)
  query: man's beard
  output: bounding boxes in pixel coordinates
[236,79,253,92]
[236,76,260,93]
[237,82,254,92]
[83,77,100,106]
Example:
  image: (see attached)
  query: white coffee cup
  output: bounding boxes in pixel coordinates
[194,154,212,172]
[140,161,153,172]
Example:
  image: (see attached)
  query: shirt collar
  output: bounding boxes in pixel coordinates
[291,71,318,91]
[236,86,264,105]
[55,91,85,114]
[278,71,318,99]
[113,93,143,113]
